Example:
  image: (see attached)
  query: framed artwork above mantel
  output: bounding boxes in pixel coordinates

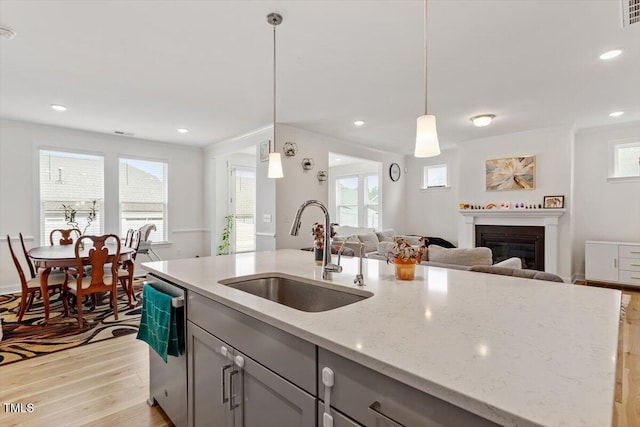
[486,155,535,191]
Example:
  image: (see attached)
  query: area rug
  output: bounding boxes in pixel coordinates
[620,294,631,323]
[0,279,144,366]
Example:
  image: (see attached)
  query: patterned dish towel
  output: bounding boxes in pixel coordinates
[136,284,180,362]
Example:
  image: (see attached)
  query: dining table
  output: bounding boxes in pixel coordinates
[28,243,136,324]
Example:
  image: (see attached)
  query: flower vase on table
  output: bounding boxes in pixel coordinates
[386,236,426,281]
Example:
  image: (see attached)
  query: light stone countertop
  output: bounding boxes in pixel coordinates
[142,249,621,427]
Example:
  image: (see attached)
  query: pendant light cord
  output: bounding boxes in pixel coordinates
[424,0,428,116]
[272,21,277,153]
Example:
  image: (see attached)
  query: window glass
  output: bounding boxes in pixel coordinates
[119,158,168,242]
[336,176,358,227]
[39,150,104,245]
[365,174,379,228]
[614,142,640,177]
[423,164,448,188]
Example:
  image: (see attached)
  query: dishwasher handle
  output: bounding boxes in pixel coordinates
[143,280,184,307]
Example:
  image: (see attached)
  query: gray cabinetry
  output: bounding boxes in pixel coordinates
[187,293,316,427]
[318,349,498,427]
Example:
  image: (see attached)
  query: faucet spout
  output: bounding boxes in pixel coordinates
[289,200,336,279]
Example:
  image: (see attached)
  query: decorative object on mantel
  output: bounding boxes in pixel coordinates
[484,203,497,210]
[283,142,298,157]
[317,171,327,182]
[543,195,564,209]
[386,237,426,281]
[389,163,401,182]
[500,202,511,209]
[486,156,535,191]
[301,158,314,170]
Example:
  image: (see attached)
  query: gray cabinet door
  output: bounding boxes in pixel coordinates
[187,321,234,427]
[234,349,316,427]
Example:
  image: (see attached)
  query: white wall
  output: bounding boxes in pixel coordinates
[572,122,640,280]
[275,125,406,249]
[0,118,205,292]
[405,148,460,244]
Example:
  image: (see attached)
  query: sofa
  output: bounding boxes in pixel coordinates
[333,227,522,271]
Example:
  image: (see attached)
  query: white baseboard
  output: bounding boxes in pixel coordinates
[0,283,21,295]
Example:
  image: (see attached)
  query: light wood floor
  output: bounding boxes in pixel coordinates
[0,286,638,427]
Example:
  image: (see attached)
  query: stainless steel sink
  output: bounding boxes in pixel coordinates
[219,275,372,312]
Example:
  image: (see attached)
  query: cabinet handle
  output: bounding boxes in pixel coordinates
[221,364,232,404]
[229,370,241,410]
[368,401,405,427]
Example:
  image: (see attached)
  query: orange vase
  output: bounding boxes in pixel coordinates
[394,258,417,280]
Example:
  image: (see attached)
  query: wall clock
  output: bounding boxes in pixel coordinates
[389,163,401,182]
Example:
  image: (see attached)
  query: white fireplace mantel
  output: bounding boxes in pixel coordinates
[458,209,566,274]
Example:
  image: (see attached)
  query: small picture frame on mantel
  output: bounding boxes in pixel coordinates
[543,195,564,209]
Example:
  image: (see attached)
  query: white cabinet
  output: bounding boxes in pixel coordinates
[585,241,640,287]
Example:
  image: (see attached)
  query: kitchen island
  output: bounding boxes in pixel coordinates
[142,249,620,427]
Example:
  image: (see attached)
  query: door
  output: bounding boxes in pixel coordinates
[230,166,256,253]
[187,321,235,427]
[585,242,619,282]
[233,350,316,427]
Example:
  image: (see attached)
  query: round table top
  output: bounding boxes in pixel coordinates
[29,244,135,261]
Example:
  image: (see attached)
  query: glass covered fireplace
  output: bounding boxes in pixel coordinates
[475,225,545,271]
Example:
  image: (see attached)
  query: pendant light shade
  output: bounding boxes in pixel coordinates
[415,114,440,157]
[267,13,284,179]
[414,0,440,158]
[268,151,284,178]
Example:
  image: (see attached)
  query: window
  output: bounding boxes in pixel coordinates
[336,176,359,227]
[365,174,379,228]
[611,141,640,178]
[39,150,104,245]
[423,164,448,188]
[119,158,168,242]
[231,166,256,253]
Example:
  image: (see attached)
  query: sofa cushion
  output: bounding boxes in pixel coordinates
[375,229,396,242]
[427,245,492,266]
[468,265,564,282]
[334,226,375,237]
[493,257,522,269]
[358,232,380,254]
[420,261,470,271]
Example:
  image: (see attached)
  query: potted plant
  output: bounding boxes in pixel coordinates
[386,237,426,280]
[311,223,336,265]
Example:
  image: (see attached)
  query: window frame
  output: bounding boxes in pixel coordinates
[118,155,169,243]
[422,163,450,190]
[608,138,640,183]
[335,174,360,228]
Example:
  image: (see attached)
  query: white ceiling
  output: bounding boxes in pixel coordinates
[0,0,638,153]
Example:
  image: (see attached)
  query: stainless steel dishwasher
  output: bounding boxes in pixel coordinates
[145,274,187,427]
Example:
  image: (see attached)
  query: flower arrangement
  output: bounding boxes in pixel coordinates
[61,200,97,235]
[386,236,427,264]
[311,223,336,249]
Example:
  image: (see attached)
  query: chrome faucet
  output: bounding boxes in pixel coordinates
[336,236,365,286]
[290,200,340,279]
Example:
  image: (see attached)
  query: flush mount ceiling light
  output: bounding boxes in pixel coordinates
[267,12,284,179]
[353,120,365,127]
[470,114,496,127]
[609,111,624,117]
[51,104,67,112]
[599,49,622,60]
[177,128,189,133]
[0,26,16,40]
[414,0,440,158]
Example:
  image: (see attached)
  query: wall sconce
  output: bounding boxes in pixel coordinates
[301,158,314,170]
[317,171,327,182]
[283,142,298,157]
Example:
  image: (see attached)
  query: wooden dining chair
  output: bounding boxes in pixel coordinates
[49,228,81,246]
[117,229,140,308]
[66,234,120,327]
[19,232,37,279]
[7,234,68,322]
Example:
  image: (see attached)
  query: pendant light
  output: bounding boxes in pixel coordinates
[414,0,440,158]
[267,13,284,178]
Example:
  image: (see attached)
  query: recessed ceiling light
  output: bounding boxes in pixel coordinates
[335,158,341,162]
[51,104,67,112]
[470,114,495,127]
[0,26,16,40]
[609,111,624,117]
[599,49,622,60]
[177,128,189,133]
[353,120,365,127]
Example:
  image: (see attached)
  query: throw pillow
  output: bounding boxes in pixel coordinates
[358,232,380,254]
[375,229,396,242]
[493,257,522,269]
[428,245,492,266]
